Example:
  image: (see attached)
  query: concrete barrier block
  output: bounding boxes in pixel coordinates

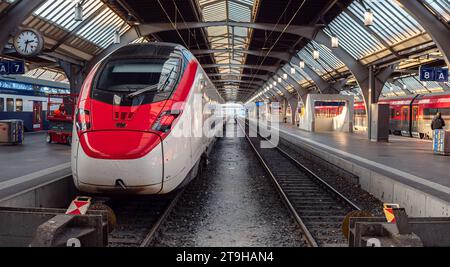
[337,158,353,174]
[0,191,36,208]
[371,173,394,202]
[353,165,371,191]
[404,187,426,217]
[425,197,450,217]
[393,183,408,209]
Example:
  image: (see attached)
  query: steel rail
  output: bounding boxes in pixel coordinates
[237,120,318,247]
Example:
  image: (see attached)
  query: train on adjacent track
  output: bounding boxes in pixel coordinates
[355,93,450,139]
[72,43,224,195]
[0,78,69,131]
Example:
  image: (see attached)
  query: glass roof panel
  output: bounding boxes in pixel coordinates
[324,7,385,60]
[199,0,255,101]
[423,0,450,22]
[33,0,129,48]
[23,68,69,84]
[348,1,425,46]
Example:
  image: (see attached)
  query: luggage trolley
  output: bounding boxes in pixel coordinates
[46,94,77,145]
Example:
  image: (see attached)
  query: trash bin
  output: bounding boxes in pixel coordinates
[433,129,450,155]
[0,120,24,145]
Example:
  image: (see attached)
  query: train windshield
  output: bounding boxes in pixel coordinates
[97,58,180,93]
[92,57,181,105]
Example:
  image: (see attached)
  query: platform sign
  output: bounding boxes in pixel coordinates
[435,68,449,83]
[419,67,435,81]
[255,101,264,107]
[0,61,10,74]
[420,67,449,82]
[0,60,25,75]
[10,61,25,74]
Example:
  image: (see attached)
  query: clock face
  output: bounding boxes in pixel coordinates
[13,29,43,57]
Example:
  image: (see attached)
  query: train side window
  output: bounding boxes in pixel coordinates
[440,108,450,116]
[6,98,14,112]
[390,108,396,118]
[15,99,23,112]
[0,97,4,112]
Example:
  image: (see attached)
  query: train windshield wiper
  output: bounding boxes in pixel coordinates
[158,68,175,92]
[127,67,175,98]
[126,84,158,98]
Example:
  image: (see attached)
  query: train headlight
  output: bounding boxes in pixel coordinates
[152,110,181,133]
[76,108,91,133]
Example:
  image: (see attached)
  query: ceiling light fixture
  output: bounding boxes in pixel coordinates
[74,2,84,21]
[364,9,374,26]
[299,60,305,69]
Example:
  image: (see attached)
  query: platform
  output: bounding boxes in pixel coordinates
[0,132,71,201]
[250,119,450,217]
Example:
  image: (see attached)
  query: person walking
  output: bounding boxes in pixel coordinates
[431,112,445,130]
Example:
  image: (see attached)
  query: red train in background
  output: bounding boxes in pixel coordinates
[354,93,450,139]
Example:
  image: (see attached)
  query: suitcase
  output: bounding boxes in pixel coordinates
[0,120,24,144]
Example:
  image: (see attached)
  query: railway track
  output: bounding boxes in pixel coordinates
[238,120,360,247]
[105,189,184,247]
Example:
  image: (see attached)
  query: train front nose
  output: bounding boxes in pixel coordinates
[74,131,164,194]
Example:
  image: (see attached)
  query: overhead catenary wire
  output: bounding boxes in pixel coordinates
[245,0,308,102]
[239,0,293,101]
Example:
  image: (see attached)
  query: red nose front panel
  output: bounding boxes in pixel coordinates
[79,131,161,159]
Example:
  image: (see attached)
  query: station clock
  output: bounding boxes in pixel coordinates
[13,28,44,57]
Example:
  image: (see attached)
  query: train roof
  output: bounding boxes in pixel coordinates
[109,42,186,59]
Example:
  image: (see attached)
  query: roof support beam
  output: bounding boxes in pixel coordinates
[203,64,277,73]
[213,80,264,86]
[217,87,257,92]
[192,49,291,62]
[280,69,310,101]
[137,22,317,39]
[208,73,270,80]
[290,57,331,93]
[59,60,83,94]
[342,9,400,58]
[395,0,450,66]
[99,21,385,111]
[0,0,46,53]
[49,5,108,52]
[87,26,140,71]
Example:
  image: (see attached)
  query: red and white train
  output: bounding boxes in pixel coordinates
[354,93,450,139]
[71,43,224,195]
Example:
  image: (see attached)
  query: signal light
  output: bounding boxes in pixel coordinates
[76,108,91,133]
[152,110,181,133]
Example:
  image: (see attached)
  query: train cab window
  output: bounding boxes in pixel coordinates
[0,97,4,112]
[94,57,181,105]
[15,99,23,112]
[6,98,14,112]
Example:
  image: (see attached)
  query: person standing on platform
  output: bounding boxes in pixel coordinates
[431,112,445,130]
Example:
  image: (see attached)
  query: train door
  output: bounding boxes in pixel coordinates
[32,101,43,131]
[411,105,419,137]
[401,106,409,136]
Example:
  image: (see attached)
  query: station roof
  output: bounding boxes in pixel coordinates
[0,0,449,102]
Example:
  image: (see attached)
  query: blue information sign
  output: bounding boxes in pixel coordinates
[435,68,449,83]
[419,67,435,81]
[0,61,10,74]
[0,60,25,75]
[420,67,449,82]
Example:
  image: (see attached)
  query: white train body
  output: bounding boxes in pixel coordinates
[71,43,224,195]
